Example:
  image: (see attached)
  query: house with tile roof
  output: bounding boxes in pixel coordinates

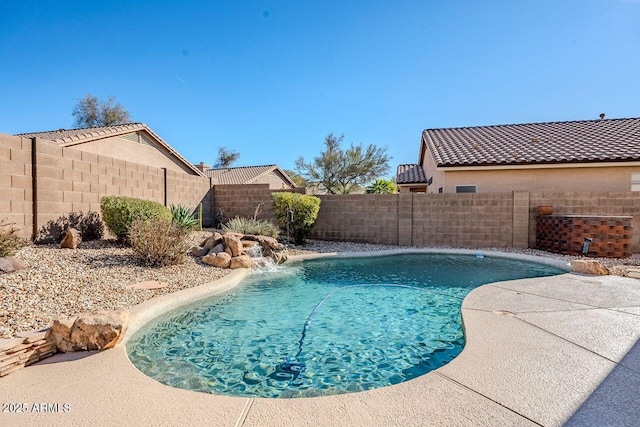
[195,163,297,189]
[18,123,204,176]
[399,116,640,193]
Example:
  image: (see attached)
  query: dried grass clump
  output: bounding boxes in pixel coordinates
[0,219,27,257]
[222,216,280,238]
[128,217,190,267]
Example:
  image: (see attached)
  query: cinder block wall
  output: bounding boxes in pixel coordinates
[312,194,400,244]
[212,184,306,225]
[0,133,212,239]
[210,187,639,252]
[166,169,212,224]
[529,192,640,252]
[411,193,514,248]
[0,134,33,239]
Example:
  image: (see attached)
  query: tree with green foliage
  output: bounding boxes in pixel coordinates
[214,147,240,168]
[295,133,391,194]
[283,169,308,187]
[271,192,321,244]
[366,178,397,194]
[72,94,131,128]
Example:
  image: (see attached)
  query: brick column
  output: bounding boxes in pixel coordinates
[398,193,413,246]
[512,191,530,248]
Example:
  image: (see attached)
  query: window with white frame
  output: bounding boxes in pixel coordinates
[632,174,640,191]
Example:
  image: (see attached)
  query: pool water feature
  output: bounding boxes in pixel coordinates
[127,254,565,398]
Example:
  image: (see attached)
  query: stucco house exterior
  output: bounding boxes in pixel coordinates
[195,163,297,190]
[18,123,204,177]
[398,116,640,193]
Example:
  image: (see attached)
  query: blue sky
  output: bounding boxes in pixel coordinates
[1,1,639,175]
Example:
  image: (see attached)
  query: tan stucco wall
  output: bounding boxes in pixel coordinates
[254,170,293,189]
[421,148,444,193]
[67,132,192,174]
[441,166,640,193]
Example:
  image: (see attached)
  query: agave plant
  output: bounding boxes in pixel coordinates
[170,204,198,231]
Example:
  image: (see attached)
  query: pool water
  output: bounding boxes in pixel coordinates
[127,254,564,398]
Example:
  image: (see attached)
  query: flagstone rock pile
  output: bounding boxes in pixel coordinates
[0,330,55,377]
[192,231,289,269]
[0,309,130,377]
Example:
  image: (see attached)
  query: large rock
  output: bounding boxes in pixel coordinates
[230,255,253,269]
[202,252,231,268]
[224,235,243,257]
[0,257,26,274]
[257,235,279,250]
[209,243,225,255]
[571,260,610,276]
[201,232,223,250]
[60,228,82,249]
[191,246,209,257]
[46,309,129,353]
[240,240,258,248]
[224,232,245,240]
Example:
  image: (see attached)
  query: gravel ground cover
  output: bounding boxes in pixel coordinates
[2,230,639,339]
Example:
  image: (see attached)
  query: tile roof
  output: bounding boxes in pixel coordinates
[422,117,640,168]
[396,164,428,184]
[17,123,145,142]
[204,164,297,187]
[17,123,204,176]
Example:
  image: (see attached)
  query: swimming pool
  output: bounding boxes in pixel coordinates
[127,253,565,398]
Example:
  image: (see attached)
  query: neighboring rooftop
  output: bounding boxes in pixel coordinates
[203,164,297,187]
[422,117,640,168]
[17,123,204,176]
[396,164,428,184]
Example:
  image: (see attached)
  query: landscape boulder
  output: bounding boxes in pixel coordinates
[46,309,129,353]
[571,260,610,276]
[191,246,209,257]
[201,232,223,250]
[230,255,253,269]
[209,243,225,255]
[223,235,243,257]
[202,252,231,268]
[60,228,82,249]
[257,235,279,250]
[0,257,26,274]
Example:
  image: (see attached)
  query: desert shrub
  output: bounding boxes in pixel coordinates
[36,211,104,244]
[128,217,191,267]
[222,217,280,238]
[271,192,321,244]
[0,219,27,257]
[170,204,198,231]
[100,196,171,243]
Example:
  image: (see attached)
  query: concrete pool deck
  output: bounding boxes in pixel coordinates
[1,250,640,426]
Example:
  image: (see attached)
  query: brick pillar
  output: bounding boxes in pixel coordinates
[512,191,530,248]
[398,193,413,246]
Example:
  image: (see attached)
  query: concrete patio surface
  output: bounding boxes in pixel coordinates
[1,251,639,426]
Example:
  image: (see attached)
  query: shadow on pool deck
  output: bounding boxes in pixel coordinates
[565,338,640,426]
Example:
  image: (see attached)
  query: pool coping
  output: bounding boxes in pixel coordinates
[1,249,639,426]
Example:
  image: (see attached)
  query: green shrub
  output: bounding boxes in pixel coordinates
[100,196,171,243]
[36,211,104,244]
[170,204,198,231]
[222,216,280,238]
[271,192,321,244]
[128,217,191,267]
[0,219,26,257]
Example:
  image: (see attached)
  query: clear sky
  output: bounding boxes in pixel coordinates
[1,0,639,175]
